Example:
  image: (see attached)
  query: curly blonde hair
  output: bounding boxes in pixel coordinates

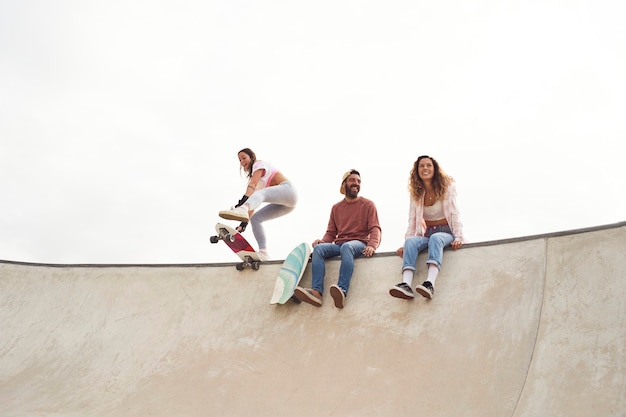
[408,155,453,202]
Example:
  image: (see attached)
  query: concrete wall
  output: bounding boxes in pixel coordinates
[1,222,624,417]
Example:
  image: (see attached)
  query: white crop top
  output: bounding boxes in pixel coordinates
[423,199,445,221]
[252,160,278,190]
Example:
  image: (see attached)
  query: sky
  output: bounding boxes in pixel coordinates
[1,0,625,264]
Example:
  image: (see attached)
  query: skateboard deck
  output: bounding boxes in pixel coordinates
[270,242,311,304]
[210,222,261,271]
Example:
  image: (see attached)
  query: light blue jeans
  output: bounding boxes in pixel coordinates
[311,240,366,296]
[248,182,297,249]
[402,226,454,271]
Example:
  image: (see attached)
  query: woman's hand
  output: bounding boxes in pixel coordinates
[236,222,248,233]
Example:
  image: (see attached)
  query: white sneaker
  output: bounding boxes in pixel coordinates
[258,249,270,261]
[219,205,249,222]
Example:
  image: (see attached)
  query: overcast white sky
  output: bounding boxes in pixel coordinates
[1,0,625,264]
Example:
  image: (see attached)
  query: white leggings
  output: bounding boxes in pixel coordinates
[247,182,297,250]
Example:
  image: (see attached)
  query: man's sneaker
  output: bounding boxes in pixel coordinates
[329,284,346,309]
[415,281,434,299]
[219,205,249,222]
[389,283,414,299]
[290,295,301,304]
[294,287,322,307]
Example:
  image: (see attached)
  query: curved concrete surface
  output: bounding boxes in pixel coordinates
[1,222,625,417]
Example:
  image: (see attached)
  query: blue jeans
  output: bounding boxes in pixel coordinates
[311,240,366,296]
[402,226,454,271]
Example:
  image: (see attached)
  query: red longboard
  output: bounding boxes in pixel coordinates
[210,222,261,271]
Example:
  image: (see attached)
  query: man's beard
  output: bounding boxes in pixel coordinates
[345,184,360,198]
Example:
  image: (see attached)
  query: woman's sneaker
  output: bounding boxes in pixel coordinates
[389,282,414,299]
[415,281,434,299]
[218,205,249,222]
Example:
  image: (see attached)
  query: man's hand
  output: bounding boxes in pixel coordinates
[363,245,375,257]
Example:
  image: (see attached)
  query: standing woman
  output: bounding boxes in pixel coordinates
[389,155,464,299]
[219,148,297,260]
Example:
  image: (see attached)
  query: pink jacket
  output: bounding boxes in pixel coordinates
[404,182,464,242]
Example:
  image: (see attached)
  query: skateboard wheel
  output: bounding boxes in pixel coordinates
[236,263,244,271]
[210,235,219,244]
[252,262,260,270]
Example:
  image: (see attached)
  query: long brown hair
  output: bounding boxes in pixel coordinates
[408,155,453,202]
[238,148,256,179]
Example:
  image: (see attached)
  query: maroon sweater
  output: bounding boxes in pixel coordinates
[321,197,382,249]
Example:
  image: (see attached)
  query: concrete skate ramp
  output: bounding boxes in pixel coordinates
[1,222,625,417]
